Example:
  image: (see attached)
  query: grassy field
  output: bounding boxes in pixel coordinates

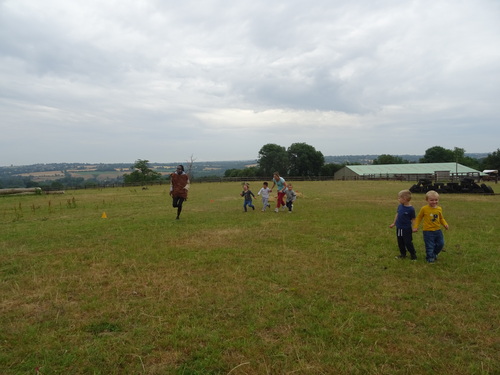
[1,181,498,375]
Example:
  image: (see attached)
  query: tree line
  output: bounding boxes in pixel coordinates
[223,144,500,179]
[1,145,499,188]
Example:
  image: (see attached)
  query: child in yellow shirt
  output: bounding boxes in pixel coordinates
[413,190,449,263]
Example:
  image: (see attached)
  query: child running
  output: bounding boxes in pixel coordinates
[270,172,287,212]
[240,183,255,212]
[285,183,297,213]
[257,182,271,211]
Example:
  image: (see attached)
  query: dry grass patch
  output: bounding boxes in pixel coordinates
[183,228,244,248]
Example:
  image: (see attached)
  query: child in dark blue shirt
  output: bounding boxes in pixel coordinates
[389,189,417,260]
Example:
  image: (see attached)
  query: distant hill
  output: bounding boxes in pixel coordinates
[325,153,488,164]
[0,154,489,182]
[323,155,421,164]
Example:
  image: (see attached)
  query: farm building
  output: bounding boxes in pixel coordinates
[333,163,482,181]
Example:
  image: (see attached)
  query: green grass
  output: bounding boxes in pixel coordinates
[1,181,498,374]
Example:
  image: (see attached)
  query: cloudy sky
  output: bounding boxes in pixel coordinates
[1,0,499,166]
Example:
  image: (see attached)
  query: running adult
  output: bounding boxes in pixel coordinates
[270,171,287,213]
[169,165,190,219]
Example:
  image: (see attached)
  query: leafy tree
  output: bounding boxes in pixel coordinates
[287,142,325,177]
[373,154,409,165]
[85,180,98,188]
[419,146,455,163]
[320,163,343,176]
[50,181,64,190]
[419,146,482,169]
[458,155,481,170]
[481,149,500,170]
[53,172,86,188]
[452,147,466,162]
[224,166,261,177]
[224,168,241,177]
[123,159,162,184]
[242,166,260,177]
[25,180,40,188]
[444,147,480,169]
[257,144,289,176]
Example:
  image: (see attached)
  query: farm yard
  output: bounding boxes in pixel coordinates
[0,181,498,374]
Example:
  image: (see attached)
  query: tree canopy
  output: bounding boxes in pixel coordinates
[257,144,289,176]
[419,146,481,169]
[420,146,456,163]
[481,149,500,170]
[287,142,325,176]
[123,159,162,184]
[373,154,409,165]
[257,143,325,177]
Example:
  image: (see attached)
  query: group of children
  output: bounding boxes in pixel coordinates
[240,181,296,213]
[389,189,449,263]
[239,176,449,263]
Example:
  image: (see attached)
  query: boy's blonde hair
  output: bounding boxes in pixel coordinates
[398,189,412,201]
[425,190,439,200]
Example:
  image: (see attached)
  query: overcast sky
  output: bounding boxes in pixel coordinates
[1,0,499,166]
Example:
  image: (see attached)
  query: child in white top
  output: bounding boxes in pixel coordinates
[257,182,271,211]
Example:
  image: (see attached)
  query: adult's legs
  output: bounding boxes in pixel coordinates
[277,192,285,208]
[172,196,185,219]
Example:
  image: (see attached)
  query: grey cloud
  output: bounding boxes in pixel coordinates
[1,0,499,165]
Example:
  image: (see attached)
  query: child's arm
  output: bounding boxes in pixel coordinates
[281,182,287,193]
[413,208,424,232]
[440,212,449,230]
[389,213,398,228]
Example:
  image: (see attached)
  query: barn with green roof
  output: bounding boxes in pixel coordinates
[333,163,482,181]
